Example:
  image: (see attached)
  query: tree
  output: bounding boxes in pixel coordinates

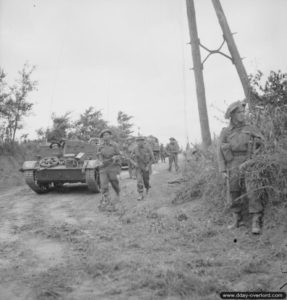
[249,70,287,143]
[72,107,107,140]
[46,112,72,142]
[0,69,9,142]
[35,127,46,141]
[250,70,287,107]
[117,111,133,140]
[20,133,29,142]
[0,64,37,143]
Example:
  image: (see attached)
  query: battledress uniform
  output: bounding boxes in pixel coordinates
[97,130,121,210]
[127,141,137,179]
[160,144,166,163]
[166,138,180,172]
[131,137,155,200]
[218,101,265,234]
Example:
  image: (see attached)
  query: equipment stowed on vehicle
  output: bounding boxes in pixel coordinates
[19,140,102,194]
[146,135,160,163]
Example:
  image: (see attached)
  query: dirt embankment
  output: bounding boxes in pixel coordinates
[0,154,25,190]
[1,162,287,299]
[0,143,41,190]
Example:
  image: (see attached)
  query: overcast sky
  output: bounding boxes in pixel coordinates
[0,0,286,146]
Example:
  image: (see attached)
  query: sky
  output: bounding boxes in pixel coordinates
[0,0,286,147]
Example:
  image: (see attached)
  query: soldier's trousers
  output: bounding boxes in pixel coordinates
[229,172,264,214]
[99,165,120,197]
[128,161,136,179]
[136,168,150,194]
[168,154,179,171]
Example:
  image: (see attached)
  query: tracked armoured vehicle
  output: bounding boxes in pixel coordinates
[20,140,101,194]
[146,135,160,163]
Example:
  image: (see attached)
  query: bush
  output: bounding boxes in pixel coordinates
[175,70,287,210]
[173,143,226,210]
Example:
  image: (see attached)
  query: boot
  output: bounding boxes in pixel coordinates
[99,194,111,211]
[251,213,262,234]
[106,203,116,212]
[98,195,108,211]
[137,192,144,201]
[228,212,243,229]
[114,193,120,203]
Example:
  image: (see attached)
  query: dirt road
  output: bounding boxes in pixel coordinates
[1,162,287,300]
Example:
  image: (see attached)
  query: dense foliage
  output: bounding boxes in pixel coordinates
[0,65,135,153]
[178,70,287,207]
[0,64,37,143]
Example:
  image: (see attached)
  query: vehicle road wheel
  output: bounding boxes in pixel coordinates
[24,170,50,194]
[54,182,65,191]
[85,169,100,193]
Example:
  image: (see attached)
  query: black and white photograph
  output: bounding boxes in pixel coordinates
[0,0,287,299]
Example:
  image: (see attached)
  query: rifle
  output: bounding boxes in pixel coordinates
[121,153,151,172]
[99,155,121,167]
[121,153,138,168]
[225,169,231,207]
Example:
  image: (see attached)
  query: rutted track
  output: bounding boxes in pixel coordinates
[1,163,287,299]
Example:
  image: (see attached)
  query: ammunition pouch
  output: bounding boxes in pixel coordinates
[221,143,233,162]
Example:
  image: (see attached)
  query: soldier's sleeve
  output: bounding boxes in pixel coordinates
[217,128,228,172]
[149,147,155,163]
[249,125,265,152]
[112,142,121,155]
[130,147,136,159]
[249,125,264,140]
[165,144,170,154]
[97,145,103,160]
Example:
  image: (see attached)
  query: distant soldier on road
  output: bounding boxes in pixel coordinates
[131,136,155,201]
[166,137,180,172]
[97,129,121,211]
[126,137,137,179]
[218,100,265,234]
[160,143,166,163]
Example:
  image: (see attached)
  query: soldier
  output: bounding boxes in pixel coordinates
[218,100,265,234]
[166,137,180,172]
[126,137,137,179]
[97,129,121,211]
[160,143,166,163]
[131,136,155,201]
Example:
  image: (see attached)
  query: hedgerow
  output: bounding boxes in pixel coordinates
[175,70,287,209]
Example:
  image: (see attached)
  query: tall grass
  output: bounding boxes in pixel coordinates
[174,143,226,211]
[175,98,287,212]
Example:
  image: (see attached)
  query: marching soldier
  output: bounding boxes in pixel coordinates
[131,136,155,201]
[160,143,166,163]
[127,137,137,179]
[97,129,121,211]
[166,137,180,172]
[218,100,265,234]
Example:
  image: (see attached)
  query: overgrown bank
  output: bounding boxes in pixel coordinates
[0,142,40,189]
[175,70,287,218]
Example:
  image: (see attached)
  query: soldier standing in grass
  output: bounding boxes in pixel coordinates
[166,137,180,172]
[97,129,121,211]
[218,100,265,234]
[131,136,155,201]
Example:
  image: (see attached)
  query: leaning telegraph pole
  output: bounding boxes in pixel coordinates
[211,0,251,101]
[186,0,212,149]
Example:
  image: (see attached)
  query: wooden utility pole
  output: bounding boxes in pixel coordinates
[211,0,250,100]
[186,0,212,149]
